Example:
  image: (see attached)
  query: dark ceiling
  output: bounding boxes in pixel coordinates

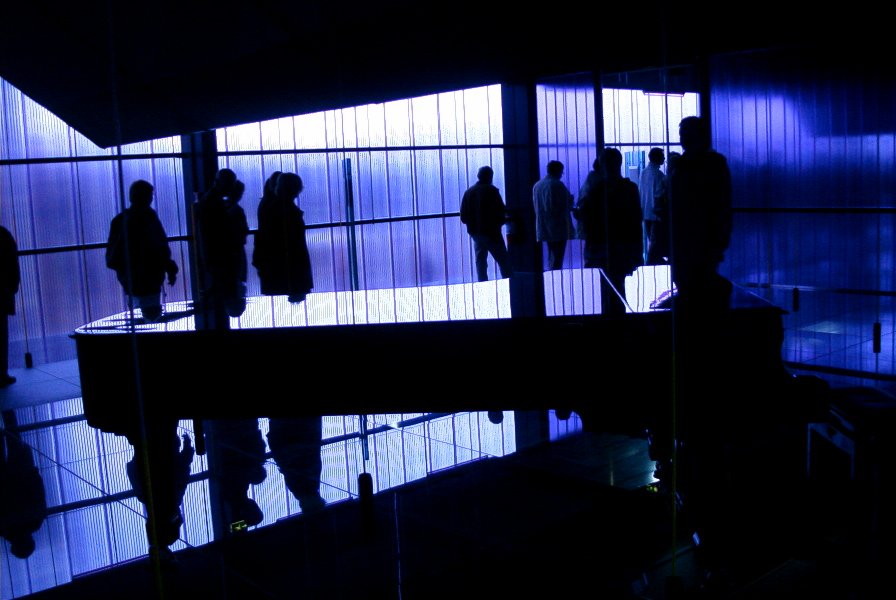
[0,1,826,149]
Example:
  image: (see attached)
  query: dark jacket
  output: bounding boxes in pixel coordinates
[460,182,507,240]
[576,176,643,275]
[106,207,178,297]
[0,227,20,316]
[253,197,313,297]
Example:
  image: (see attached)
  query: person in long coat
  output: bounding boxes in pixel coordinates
[252,172,313,303]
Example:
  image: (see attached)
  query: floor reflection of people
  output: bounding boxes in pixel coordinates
[206,418,268,531]
[124,420,194,559]
[267,417,325,513]
[0,411,48,560]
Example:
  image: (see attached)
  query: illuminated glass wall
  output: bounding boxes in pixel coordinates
[535,74,699,316]
[0,78,191,366]
[214,86,506,296]
[0,81,506,368]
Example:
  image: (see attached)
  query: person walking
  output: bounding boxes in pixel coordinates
[460,165,512,281]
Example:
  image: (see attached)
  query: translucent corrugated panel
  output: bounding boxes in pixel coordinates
[712,48,895,383]
[1,77,187,370]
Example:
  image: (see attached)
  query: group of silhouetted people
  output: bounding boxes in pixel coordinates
[101,114,730,325]
[105,167,314,325]
[98,167,321,557]
[526,115,732,314]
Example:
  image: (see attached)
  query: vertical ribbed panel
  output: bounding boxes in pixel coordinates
[211,85,504,294]
[712,47,894,380]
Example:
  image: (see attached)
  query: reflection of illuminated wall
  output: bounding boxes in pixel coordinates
[8,401,517,595]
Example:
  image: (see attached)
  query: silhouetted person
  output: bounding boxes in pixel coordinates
[253,172,313,303]
[639,147,668,265]
[125,428,194,559]
[0,414,48,559]
[533,160,574,270]
[460,166,512,281]
[205,418,268,531]
[266,417,326,513]
[105,180,179,322]
[223,179,250,317]
[574,157,602,240]
[648,151,678,269]
[0,226,20,387]
[668,116,733,309]
[195,168,242,327]
[575,148,643,315]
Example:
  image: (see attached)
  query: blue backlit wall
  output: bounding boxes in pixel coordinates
[0,79,191,364]
[0,81,506,367]
[214,86,505,295]
[712,48,895,384]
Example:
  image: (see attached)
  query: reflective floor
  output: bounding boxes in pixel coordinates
[2,364,673,599]
[3,359,891,599]
[2,270,893,599]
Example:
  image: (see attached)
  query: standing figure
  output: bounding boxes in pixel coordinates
[0,226,20,387]
[460,166,512,281]
[532,160,574,270]
[639,147,668,265]
[195,168,242,326]
[574,157,602,240]
[667,116,733,309]
[105,180,179,322]
[266,416,326,514]
[222,179,250,317]
[575,148,643,315]
[252,172,313,303]
[0,414,48,559]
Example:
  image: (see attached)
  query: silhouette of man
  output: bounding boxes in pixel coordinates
[639,147,668,265]
[667,116,733,309]
[266,417,326,513]
[0,226,20,387]
[460,166,512,281]
[533,160,574,270]
[105,180,179,322]
[253,172,314,303]
[0,414,48,559]
[222,179,250,317]
[125,428,194,559]
[574,157,602,240]
[206,418,268,531]
[196,168,242,327]
[575,148,643,315]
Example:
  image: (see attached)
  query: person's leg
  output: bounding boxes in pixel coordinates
[136,293,163,322]
[547,241,565,270]
[472,235,489,282]
[487,237,513,279]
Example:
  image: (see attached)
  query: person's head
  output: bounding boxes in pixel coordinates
[547,160,564,178]
[477,166,494,184]
[667,151,682,172]
[263,171,282,197]
[129,180,154,208]
[600,147,623,176]
[679,116,710,153]
[275,172,303,199]
[648,147,665,165]
[214,168,237,192]
[591,158,600,172]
